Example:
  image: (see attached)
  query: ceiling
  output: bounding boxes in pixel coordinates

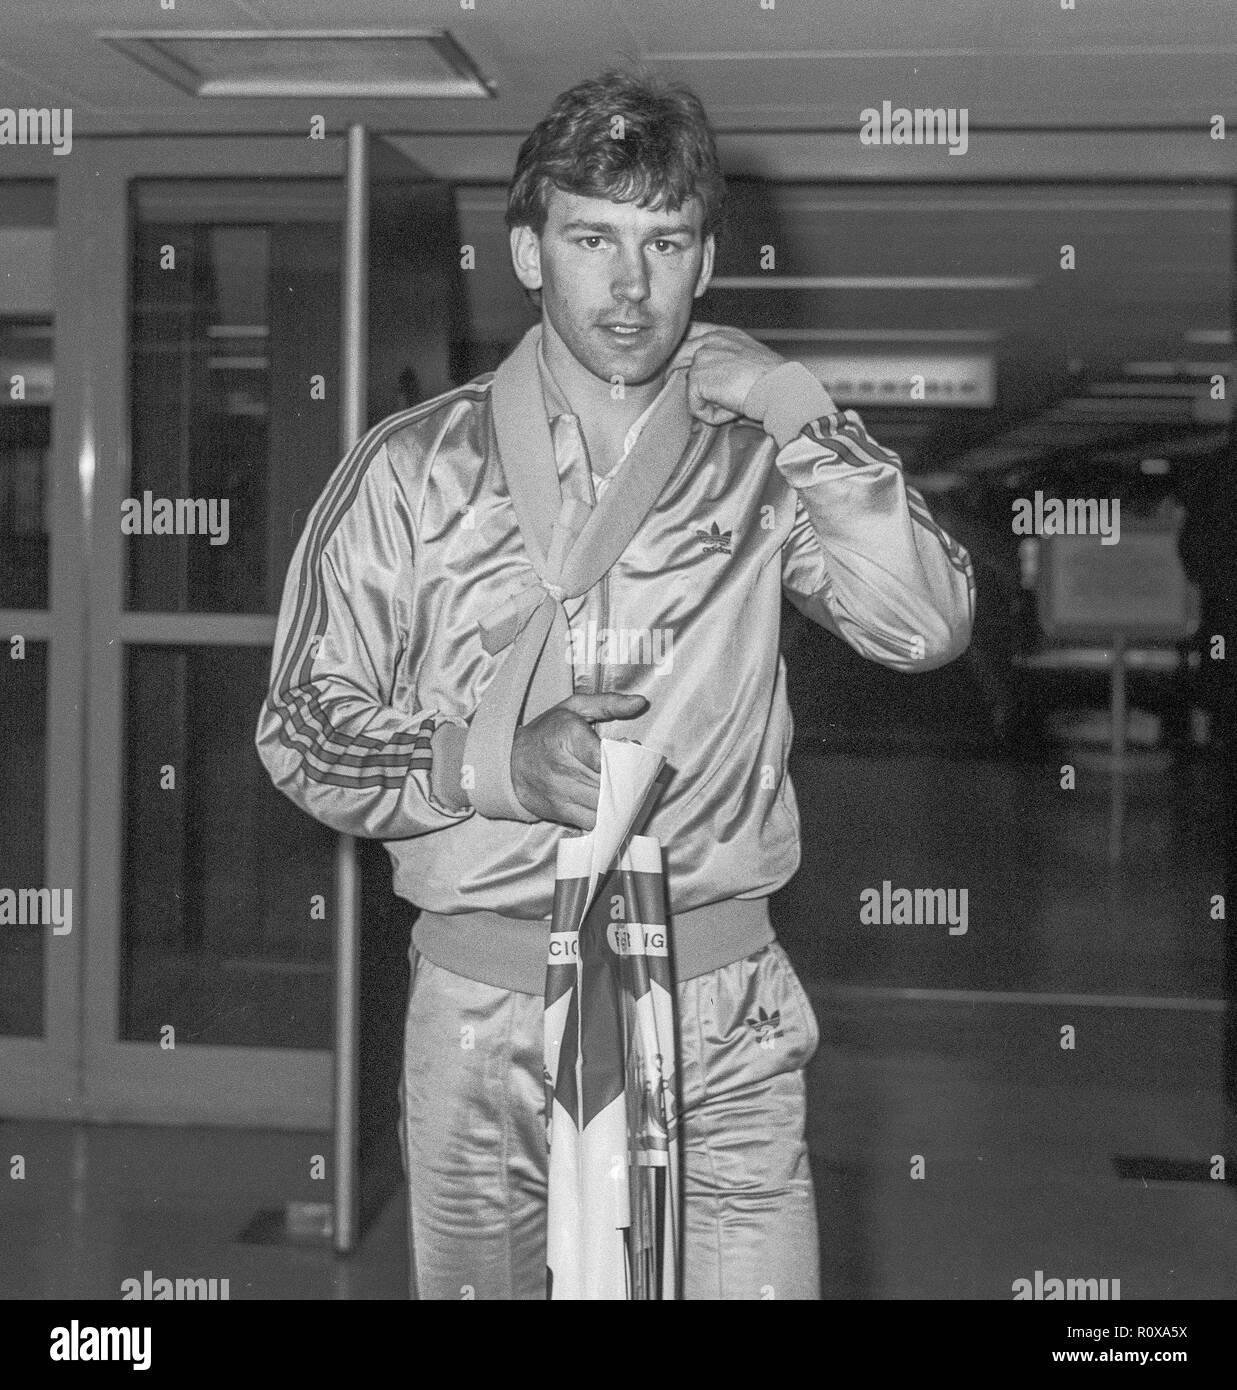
[0,0,1233,144]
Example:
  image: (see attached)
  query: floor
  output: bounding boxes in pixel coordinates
[2,748,1233,1299]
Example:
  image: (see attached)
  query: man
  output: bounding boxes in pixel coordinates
[256,69,975,1300]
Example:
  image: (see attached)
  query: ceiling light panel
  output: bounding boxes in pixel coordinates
[99,29,493,99]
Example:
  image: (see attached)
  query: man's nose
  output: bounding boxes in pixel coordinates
[611,248,651,302]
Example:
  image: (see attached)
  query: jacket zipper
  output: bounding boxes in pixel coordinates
[593,567,609,695]
[581,423,610,697]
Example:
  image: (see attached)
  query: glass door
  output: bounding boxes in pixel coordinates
[0,138,460,1132]
[83,173,345,1125]
[74,138,461,1129]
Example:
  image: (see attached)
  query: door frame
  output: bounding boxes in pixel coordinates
[1,146,93,1118]
[82,137,352,1127]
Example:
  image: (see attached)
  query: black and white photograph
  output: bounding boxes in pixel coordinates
[0,0,1233,1356]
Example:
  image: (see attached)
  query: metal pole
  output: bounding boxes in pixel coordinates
[1107,630,1126,864]
[1226,179,1237,1184]
[334,122,368,1255]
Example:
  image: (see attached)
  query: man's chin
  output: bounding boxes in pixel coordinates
[587,345,672,388]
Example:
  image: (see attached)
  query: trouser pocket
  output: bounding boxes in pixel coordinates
[675,941,821,1299]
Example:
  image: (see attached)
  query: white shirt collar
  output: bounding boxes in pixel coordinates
[598,374,676,487]
[537,334,677,485]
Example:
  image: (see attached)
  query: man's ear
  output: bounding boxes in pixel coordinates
[693,233,716,299]
[510,224,543,292]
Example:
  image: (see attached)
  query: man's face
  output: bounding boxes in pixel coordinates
[510,188,715,387]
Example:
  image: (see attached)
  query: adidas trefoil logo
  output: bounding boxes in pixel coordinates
[746,1005,783,1047]
[696,520,732,555]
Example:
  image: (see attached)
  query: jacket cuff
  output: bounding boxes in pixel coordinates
[743,361,838,449]
[428,718,473,814]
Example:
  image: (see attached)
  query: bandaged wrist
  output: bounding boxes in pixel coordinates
[462,711,540,823]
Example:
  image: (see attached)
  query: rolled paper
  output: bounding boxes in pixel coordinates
[582,738,668,920]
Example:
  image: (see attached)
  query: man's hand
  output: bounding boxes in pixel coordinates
[668,323,785,425]
[510,692,648,830]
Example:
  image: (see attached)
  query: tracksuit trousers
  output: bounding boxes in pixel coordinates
[398,938,821,1300]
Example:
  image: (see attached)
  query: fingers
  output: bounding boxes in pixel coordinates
[668,322,722,371]
[552,712,603,779]
[695,409,741,426]
[562,692,649,724]
[511,705,610,828]
[550,756,600,828]
[563,792,599,832]
[520,752,599,828]
[573,730,603,775]
[688,397,742,426]
[667,346,699,375]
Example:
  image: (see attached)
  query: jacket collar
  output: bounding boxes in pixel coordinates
[490,323,694,575]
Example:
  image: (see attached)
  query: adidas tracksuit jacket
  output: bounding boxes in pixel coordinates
[255,340,975,996]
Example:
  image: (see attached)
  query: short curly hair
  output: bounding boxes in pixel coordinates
[506,68,726,240]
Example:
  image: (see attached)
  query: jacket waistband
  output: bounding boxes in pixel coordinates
[411,897,775,996]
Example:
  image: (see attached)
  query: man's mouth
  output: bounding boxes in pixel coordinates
[599,323,652,339]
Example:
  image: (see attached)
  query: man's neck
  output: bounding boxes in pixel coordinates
[540,318,665,467]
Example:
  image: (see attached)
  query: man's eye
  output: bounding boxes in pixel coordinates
[652,240,682,254]
[580,236,605,249]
